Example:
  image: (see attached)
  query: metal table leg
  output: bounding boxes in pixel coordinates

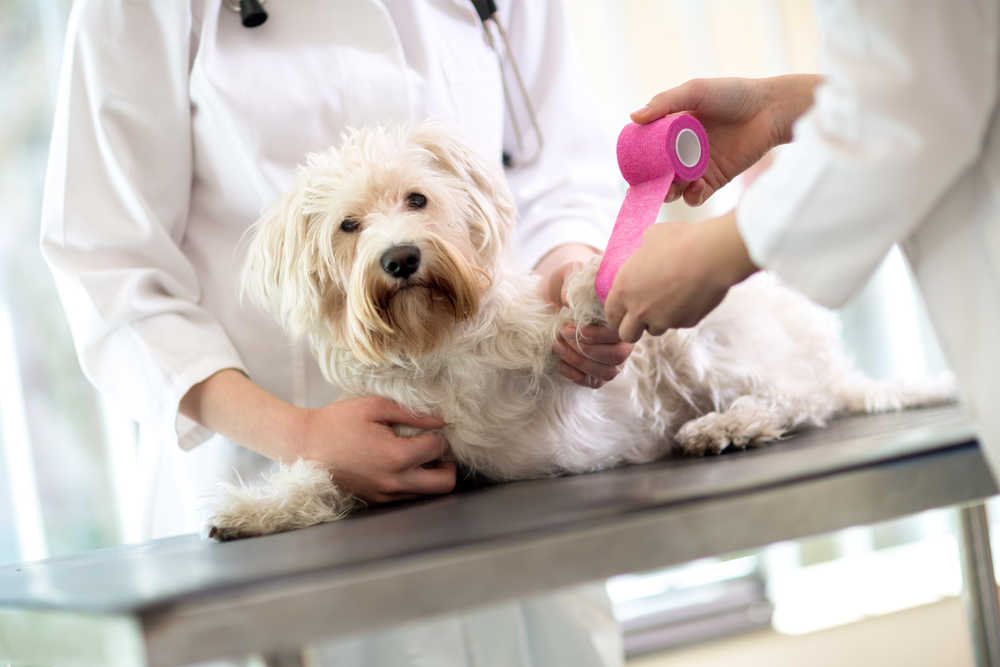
[261,650,306,667]
[958,503,1000,667]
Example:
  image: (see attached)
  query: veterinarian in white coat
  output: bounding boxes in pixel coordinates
[41,1,625,665]
[606,2,1000,473]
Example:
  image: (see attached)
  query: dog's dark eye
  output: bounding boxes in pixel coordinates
[406,192,428,210]
[340,217,361,232]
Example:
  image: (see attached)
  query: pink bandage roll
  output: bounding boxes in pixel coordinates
[595,113,710,304]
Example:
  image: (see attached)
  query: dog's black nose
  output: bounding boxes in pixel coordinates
[380,245,421,279]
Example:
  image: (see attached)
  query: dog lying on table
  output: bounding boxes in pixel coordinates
[207,123,951,540]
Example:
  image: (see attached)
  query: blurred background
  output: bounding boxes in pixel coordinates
[0,1,983,665]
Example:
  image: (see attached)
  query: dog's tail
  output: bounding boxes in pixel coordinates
[835,372,957,414]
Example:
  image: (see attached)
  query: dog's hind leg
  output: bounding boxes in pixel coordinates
[676,373,958,456]
[675,394,835,455]
[206,459,356,540]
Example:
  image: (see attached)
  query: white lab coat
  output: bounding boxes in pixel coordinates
[738,1,1000,475]
[40,1,622,665]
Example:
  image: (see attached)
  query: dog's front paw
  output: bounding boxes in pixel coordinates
[563,255,607,327]
[206,459,356,540]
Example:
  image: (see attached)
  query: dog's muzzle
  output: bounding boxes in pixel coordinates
[380,245,421,280]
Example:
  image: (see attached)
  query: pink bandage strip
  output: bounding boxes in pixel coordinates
[595,113,710,304]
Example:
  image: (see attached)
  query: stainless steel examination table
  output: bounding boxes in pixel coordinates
[2,405,999,666]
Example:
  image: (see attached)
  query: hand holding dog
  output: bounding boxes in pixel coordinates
[291,397,456,504]
[181,370,455,505]
[537,246,634,388]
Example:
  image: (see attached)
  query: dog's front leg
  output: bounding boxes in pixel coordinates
[206,459,356,540]
[561,255,608,327]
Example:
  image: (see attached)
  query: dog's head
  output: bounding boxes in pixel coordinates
[243,123,516,365]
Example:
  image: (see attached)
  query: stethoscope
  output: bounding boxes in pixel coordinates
[224,0,544,166]
[225,0,268,27]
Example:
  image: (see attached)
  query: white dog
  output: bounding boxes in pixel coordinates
[208,123,951,539]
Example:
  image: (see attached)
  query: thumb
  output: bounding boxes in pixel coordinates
[631,79,705,125]
[683,179,712,207]
[370,398,447,430]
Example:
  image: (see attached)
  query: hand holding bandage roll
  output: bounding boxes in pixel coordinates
[595,114,710,304]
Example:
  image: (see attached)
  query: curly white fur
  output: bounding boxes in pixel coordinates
[208,460,357,540]
[208,123,954,539]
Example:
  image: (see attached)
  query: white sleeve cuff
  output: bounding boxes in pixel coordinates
[514,217,612,270]
[165,356,248,452]
[735,149,872,308]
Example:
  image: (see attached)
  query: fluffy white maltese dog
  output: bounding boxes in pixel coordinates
[209,123,951,539]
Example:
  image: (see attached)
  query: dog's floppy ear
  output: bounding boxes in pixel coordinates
[241,174,320,336]
[409,123,516,266]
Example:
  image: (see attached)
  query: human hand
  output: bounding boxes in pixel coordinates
[291,396,455,504]
[604,211,758,343]
[554,321,633,389]
[540,256,634,389]
[536,245,635,388]
[631,75,822,206]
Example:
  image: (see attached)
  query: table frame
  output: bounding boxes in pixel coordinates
[1,406,996,666]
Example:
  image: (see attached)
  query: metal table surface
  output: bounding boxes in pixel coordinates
[0,405,995,666]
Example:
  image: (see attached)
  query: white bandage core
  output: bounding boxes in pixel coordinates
[675,128,701,168]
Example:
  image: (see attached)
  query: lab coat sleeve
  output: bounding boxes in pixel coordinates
[737,0,999,307]
[40,0,246,450]
[499,0,621,269]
